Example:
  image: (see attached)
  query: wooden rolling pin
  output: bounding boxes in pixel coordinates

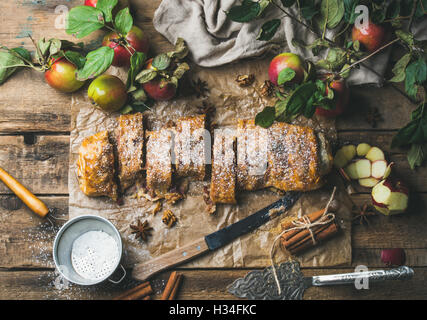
[0,167,49,218]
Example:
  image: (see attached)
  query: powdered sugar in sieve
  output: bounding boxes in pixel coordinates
[71,230,120,281]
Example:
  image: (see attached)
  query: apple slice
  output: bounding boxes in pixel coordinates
[357,143,371,157]
[344,162,359,180]
[371,160,388,179]
[371,178,409,215]
[355,159,371,179]
[365,146,385,161]
[333,144,356,168]
[359,177,380,187]
[383,162,394,179]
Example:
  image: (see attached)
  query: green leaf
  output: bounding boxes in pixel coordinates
[11,47,31,62]
[343,0,359,23]
[66,6,105,39]
[300,0,319,20]
[135,68,157,83]
[281,0,296,7]
[257,19,281,41]
[173,62,190,80]
[96,0,118,23]
[227,1,261,22]
[281,82,318,121]
[76,46,114,81]
[395,29,414,46]
[126,51,146,90]
[64,51,86,69]
[277,67,296,85]
[167,37,189,60]
[131,88,147,102]
[320,0,345,29]
[389,53,411,83]
[255,106,276,128]
[405,58,427,99]
[408,143,427,169]
[392,103,427,148]
[371,9,386,24]
[152,53,171,71]
[114,7,133,35]
[49,38,62,56]
[37,38,51,57]
[0,50,27,85]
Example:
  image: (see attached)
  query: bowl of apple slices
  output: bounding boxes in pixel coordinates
[333,143,409,216]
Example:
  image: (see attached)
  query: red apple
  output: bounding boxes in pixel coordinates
[315,78,349,117]
[84,0,97,6]
[102,26,149,67]
[352,21,389,53]
[268,52,304,86]
[84,0,129,9]
[141,58,177,101]
[371,178,409,215]
[44,57,85,93]
[381,248,406,266]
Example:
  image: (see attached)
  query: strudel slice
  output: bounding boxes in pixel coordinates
[210,128,237,204]
[146,128,173,196]
[77,131,118,201]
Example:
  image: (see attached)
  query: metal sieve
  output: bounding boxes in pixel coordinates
[53,215,125,286]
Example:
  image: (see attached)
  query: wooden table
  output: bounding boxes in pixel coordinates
[0,0,426,300]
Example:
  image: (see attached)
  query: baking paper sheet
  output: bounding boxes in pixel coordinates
[69,58,352,268]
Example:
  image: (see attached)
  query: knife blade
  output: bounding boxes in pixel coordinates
[132,192,301,281]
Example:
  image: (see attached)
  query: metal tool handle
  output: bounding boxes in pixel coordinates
[312,266,414,286]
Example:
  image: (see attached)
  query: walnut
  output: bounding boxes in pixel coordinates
[260,80,274,97]
[236,74,255,87]
[162,210,177,228]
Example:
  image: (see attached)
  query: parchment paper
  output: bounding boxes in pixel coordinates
[69,58,352,268]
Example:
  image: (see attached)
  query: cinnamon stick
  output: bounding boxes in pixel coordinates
[282,222,338,254]
[113,281,153,300]
[168,274,183,300]
[161,271,178,300]
[281,209,326,241]
[281,222,331,248]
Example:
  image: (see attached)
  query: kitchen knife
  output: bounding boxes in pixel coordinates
[132,192,301,281]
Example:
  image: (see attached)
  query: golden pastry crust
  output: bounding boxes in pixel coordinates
[77,131,118,201]
[115,113,144,191]
[236,119,268,191]
[265,122,321,191]
[174,115,207,180]
[210,129,236,204]
[146,129,172,196]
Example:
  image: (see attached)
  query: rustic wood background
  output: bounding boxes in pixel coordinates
[0,0,426,300]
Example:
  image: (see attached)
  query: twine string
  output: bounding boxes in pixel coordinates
[270,187,337,295]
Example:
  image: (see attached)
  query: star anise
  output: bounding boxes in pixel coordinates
[236,74,255,87]
[352,203,377,225]
[365,107,382,128]
[259,80,274,97]
[130,219,153,241]
[191,78,209,98]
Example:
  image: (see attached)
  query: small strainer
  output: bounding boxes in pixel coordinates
[53,215,125,286]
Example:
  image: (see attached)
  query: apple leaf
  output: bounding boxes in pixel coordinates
[257,19,281,41]
[300,0,319,20]
[0,49,28,85]
[114,7,133,36]
[389,53,411,83]
[255,106,276,128]
[96,0,118,23]
[135,68,157,83]
[64,51,86,69]
[167,37,189,60]
[227,0,261,22]
[343,0,360,23]
[76,46,114,81]
[408,143,427,169]
[173,62,190,80]
[126,52,146,91]
[319,0,344,29]
[405,58,427,99]
[277,67,296,85]
[66,6,105,39]
[152,53,171,71]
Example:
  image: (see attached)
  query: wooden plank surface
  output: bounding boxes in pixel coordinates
[0,0,426,300]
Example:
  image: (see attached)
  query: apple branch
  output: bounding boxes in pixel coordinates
[338,38,400,77]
